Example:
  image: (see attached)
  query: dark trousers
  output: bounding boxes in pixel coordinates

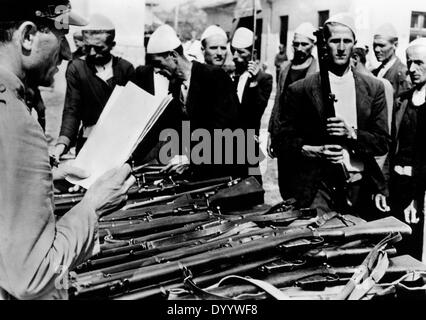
[309,178,374,219]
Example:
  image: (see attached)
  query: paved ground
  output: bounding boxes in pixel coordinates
[42,65,282,205]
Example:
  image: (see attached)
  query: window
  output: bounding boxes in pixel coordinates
[410,11,426,42]
[318,10,330,27]
[280,15,288,46]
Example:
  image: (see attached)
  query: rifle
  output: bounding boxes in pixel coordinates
[112,254,426,301]
[70,217,410,298]
[314,27,351,212]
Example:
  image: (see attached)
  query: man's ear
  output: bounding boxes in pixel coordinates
[17,21,37,52]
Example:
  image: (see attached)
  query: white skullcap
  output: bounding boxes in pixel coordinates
[325,12,356,38]
[147,24,182,54]
[232,27,254,49]
[374,23,398,40]
[294,22,316,42]
[201,25,228,42]
[84,14,115,31]
[408,37,426,49]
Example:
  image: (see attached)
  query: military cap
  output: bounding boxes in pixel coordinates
[0,0,87,26]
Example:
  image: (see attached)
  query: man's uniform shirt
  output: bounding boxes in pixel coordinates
[0,67,99,300]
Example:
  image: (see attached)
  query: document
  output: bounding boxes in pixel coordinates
[68,81,172,189]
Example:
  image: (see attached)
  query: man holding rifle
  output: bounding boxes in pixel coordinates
[275,13,390,217]
[0,0,135,300]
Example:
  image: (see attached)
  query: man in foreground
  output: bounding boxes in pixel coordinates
[0,1,135,300]
[275,13,390,216]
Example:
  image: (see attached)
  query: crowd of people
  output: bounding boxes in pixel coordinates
[1,0,426,300]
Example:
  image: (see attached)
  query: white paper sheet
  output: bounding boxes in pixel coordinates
[68,81,172,189]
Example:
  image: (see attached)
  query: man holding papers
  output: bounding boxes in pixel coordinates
[0,0,135,300]
[54,14,134,160]
[146,25,246,180]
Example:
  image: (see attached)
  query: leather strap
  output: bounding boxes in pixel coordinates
[183,268,290,300]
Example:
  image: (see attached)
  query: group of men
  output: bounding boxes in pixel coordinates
[0,0,274,299]
[270,16,426,260]
[1,0,426,300]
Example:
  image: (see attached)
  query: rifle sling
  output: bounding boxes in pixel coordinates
[184,274,290,300]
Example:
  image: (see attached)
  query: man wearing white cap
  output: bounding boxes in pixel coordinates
[201,25,229,67]
[230,27,273,182]
[373,23,410,100]
[268,22,318,197]
[231,28,273,134]
[275,13,390,216]
[146,24,243,179]
[385,38,426,260]
[54,13,135,159]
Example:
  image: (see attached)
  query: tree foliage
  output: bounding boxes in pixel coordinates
[155,3,208,41]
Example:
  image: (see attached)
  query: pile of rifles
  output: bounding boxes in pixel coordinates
[54,165,426,300]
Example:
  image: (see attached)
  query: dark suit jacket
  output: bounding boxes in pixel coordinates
[268,58,318,147]
[373,57,411,100]
[132,65,155,96]
[240,70,273,135]
[134,61,243,179]
[276,71,391,206]
[393,89,426,200]
[58,56,135,147]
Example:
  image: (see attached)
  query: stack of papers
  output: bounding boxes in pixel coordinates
[68,81,173,189]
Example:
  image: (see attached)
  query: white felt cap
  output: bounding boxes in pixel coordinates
[325,12,356,38]
[84,14,115,31]
[147,24,182,54]
[201,25,227,42]
[294,22,316,41]
[232,27,254,49]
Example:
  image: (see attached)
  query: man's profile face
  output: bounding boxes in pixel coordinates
[203,35,228,67]
[232,47,251,73]
[373,37,396,63]
[84,32,114,65]
[74,36,84,50]
[26,23,68,87]
[150,53,177,79]
[406,45,426,88]
[351,52,361,69]
[326,24,356,67]
[292,34,314,64]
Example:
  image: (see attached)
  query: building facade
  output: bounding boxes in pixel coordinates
[199,0,426,81]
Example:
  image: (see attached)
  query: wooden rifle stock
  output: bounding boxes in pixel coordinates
[314,27,351,211]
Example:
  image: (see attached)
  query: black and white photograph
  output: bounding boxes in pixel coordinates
[1,0,426,309]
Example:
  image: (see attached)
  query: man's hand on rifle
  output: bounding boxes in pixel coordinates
[162,155,190,175]
[267,133,277,158]
[374,194,391,213]
[302,145,344,164]
[83,164,136,218]
[247,60,260,80]
[404,200,420,225]
[327,117,357,140]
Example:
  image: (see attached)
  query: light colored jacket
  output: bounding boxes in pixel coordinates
[0,67,98,300]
